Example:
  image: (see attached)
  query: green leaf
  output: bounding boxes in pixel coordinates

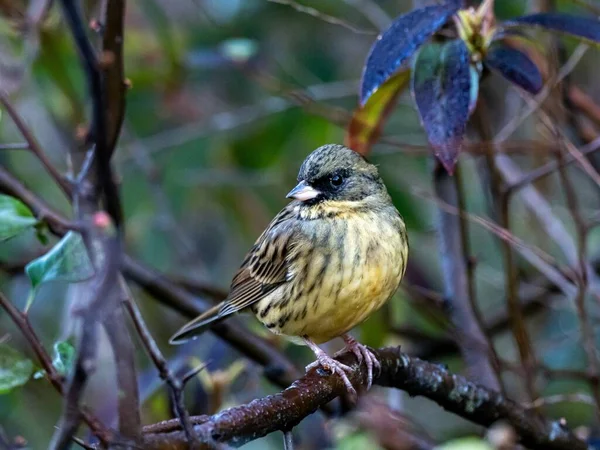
[435,437,493,450]
[25,231,94,303]
[336,432,383,450]
[506,13,600,45]
[360,3,460,105]
[51,341,75,376]
[0,194,38,242]
[411,40,473,173]
[346,70,410,156]
[0,344,34,394]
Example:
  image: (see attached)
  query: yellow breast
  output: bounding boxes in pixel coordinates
[254,207,408,344]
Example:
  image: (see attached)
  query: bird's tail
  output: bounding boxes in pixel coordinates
[169,302,225,344]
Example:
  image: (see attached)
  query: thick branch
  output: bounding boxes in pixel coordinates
[142,346,585,450]
[432,163,501,389]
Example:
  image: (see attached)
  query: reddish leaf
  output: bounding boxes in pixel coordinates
[411,40,472,173]
[484,43,543,94]
[360,3,459,106]
[345,70,410,156]
[506,13,600,44]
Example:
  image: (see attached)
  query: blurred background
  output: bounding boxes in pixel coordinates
[2,0,600,448]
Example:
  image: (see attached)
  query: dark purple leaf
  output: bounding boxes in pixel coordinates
[411,40,472,173]
[360,3,459,106]
[484,43,543,94]
[506,13,600,44]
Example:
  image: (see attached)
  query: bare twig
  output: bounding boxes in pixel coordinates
[49,0,136,447]
[343,0,391,30]
[554,135,600,418]
[282,430,294,450]
[267,0,377,35]
[121,255,301,388]
[432,162,501,389]
[0,142,29,150]
[507,136,600,191]
[493,44,588,144]
[121,279,198,446]
[413,186,578,297]
[525,393,596,410]
[0,92,71,196]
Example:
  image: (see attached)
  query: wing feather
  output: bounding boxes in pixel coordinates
[217,206,296,316]
[169,205,298,343]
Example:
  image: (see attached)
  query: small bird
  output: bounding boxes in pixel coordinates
[170,144,408,396]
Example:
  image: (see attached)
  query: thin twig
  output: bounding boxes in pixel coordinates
[283,430,294,450]
[0,92,71,196]
[267,0,377,34]
[494,43,588,144]
[412,187,578,298]
[0,142,29,150]
[121,279,198,446]
[343,0,391,30]
[432,162,501,389]
[0,290,112,446]
[554,134,600,419]
[507,136,600,191]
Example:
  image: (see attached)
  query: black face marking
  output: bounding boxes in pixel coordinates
[294,144,385,205]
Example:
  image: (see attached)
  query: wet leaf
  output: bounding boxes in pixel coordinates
[411,40,472,173]
[360,3,459,105]
[25,231,94,307]
[51,341,75,376]
[495,33,549,80]
[484,43,543,94]
[0,344,34,394]
[506,13,600,44]
[0,194,38,242]
[435,437,493,450]
[346,70,410,155]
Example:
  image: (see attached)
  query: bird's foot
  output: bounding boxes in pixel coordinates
[303,337,357,397]
[336,334,380,390]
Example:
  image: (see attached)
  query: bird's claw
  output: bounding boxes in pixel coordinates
[306,353,357,398]
[337,335,380,390]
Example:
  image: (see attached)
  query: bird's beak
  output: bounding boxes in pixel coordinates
[286,180,320,201]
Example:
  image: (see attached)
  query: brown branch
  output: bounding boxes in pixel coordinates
[141,346,587,450]
[100,0,126,155]
[121,279,197,445]
[0,290,112,446]
[0,92,71,196]
[50,0,137,446]
[432,162,501,390]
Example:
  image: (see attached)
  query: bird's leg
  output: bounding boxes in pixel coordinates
[335,334,381,390]
[303,336,357,397]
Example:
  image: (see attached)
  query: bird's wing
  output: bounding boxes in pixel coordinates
[218,206,297,316]
[169,206,298,344]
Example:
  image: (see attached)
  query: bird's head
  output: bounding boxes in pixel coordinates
[286,144,386,207]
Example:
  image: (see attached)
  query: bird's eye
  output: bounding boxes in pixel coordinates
[330,174,343,188]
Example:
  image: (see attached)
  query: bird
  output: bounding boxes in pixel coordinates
[170,144,408,396]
